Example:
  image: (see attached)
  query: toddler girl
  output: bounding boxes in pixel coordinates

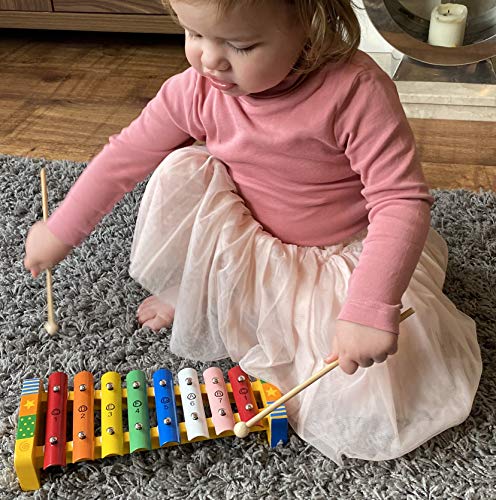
[24,0,482,463]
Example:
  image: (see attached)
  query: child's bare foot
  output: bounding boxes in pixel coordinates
[137,296,175,331]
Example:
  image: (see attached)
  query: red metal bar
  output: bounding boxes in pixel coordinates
[43,372,68,469]
[228,366,259,424]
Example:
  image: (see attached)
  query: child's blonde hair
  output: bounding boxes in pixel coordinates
[165,0,361,75]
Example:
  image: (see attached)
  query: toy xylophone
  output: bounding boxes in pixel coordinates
[15,365,288,491]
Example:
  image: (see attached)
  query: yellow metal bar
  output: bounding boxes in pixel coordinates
[100,372,124,458]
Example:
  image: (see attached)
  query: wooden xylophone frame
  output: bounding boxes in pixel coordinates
[15,365,288,491]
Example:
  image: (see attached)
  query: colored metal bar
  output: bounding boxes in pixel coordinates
[153,369,180,446]
[228,366,259,424]
[203,367,235,435]
[178,368,209,441]
[72,371,95,462]
[43,372,68,469]
[14,378,45,491]
[15,365,288,491]
[126,370,151,453]
[101,372,124,458]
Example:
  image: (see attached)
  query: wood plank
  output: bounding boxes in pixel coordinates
[0,0,52,11]
[0,32,186,75]
[53,0,168,14]
[410,118,496,167]
[0,11,183,32]
[0,30,187,160]
[0,98,150,160]
[421,162,496,191]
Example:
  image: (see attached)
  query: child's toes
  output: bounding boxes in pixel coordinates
[136,295,175,330]
[137,295,155,315]
[142,314,173,332]
[136,304,155,324]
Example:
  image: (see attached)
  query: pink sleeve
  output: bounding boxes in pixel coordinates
[47,68,206,247]
[335,69,433,334]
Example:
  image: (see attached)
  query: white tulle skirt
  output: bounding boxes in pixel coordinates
[129,147,482,464]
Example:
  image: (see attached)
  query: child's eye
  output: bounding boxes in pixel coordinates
[186,31,201,39]
[229,44,256,54]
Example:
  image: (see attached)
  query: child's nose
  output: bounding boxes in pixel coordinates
[201,48,230,72]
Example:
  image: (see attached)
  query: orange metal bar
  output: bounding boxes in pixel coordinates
[72,371,95,462]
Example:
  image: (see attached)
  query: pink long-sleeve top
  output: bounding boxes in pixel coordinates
[47,51,433,334]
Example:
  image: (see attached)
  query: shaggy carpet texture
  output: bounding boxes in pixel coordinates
[0,154,494,499]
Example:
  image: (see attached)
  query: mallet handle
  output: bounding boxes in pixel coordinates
[40,168,57,334]
[244,307,415,429]
[40,168,49,222]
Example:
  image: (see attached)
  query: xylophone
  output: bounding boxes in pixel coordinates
[15,365,288,491]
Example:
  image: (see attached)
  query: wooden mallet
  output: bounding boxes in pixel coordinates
[233,307,415,438]
[40,167,59,336]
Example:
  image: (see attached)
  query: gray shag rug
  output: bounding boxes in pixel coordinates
[0,154,495,499]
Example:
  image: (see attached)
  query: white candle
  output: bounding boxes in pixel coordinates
[428,3,468,47]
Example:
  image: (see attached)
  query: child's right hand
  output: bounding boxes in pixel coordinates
[24,221,72,278]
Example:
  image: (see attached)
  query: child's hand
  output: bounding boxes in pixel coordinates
[324,319,398,375]
[24,221,72,278]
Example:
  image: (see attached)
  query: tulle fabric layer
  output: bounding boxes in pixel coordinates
[130,147,482,463]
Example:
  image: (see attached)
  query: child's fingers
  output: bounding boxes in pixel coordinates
[358,357,374,368]
[24,257,41,278]
[324,352,338,364]
[373,352,388,363]
[29,265,41,278]
[338,357,359,375]
[324,337,339,364]
[23,255,31,269]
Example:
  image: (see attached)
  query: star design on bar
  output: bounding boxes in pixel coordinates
[265,386,281,399]
[23,399,35,410]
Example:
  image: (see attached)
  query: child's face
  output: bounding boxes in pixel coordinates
[169,0,307,96]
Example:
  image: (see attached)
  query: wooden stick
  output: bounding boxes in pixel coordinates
[233,307,415,438]
[40,168,58,336]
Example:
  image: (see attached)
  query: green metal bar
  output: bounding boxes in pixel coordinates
[126,370,151,453]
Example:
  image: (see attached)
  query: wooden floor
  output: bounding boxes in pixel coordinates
[0,29,494,190]
[0,29,188,160]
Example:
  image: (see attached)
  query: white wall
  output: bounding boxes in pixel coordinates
[354,0,394,52]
